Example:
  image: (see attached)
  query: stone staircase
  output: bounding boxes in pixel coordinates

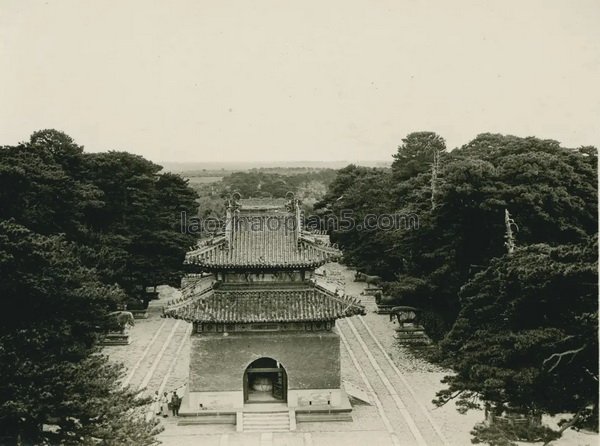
[241,410,292,432]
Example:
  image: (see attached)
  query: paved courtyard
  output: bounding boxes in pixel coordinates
[104,265,597,446]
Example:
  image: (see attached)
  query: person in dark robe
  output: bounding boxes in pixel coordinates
[170,392,180,416]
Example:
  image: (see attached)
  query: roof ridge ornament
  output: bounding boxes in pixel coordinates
[285,191,303,244]
[224,192,242,249]
[227,192,242,210]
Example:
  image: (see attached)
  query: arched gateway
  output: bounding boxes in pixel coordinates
[162,197,365,422]
[243,358,287,403]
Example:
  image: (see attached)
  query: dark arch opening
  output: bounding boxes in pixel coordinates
[243,357,287,404]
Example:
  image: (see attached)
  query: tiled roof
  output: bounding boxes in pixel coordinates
[185,216,340,269]
[162,286,365,323]
[164,275,215,311]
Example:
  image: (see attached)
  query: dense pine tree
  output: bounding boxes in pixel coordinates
[435,239,598,444]
[318,132,598,442]
[0,130,198,444]
[0,222,160,445]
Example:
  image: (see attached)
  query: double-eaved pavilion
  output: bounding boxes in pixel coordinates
[163,196,365,428]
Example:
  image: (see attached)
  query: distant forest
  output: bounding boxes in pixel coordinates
[186,168,339,217]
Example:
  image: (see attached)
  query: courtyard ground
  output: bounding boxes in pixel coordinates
[104,264,598,446]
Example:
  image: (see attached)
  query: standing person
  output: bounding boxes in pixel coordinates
[153,391,160,416]
[161,392,169,417]
[175,392,181,416]
[170,392,178,416]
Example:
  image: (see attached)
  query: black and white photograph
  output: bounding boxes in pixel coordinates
[0,1,598,445]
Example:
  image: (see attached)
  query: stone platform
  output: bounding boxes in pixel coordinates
[177,390,353,426]
[100,332,130,345]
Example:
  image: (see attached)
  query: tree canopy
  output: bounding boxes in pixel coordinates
[436,240,598,443]
[0,130,199,298]
[0,221,160,445]
[0,130,197,444]
[317,131,598,443]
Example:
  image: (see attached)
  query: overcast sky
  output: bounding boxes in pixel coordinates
[1,0,599,163]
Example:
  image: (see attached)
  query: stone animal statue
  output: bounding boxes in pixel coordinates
[388,306,418,325]
[388,306,431,344]
[354,272,382,289]
[107,311,135,333]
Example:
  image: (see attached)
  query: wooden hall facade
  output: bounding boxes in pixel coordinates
[162,197,365,422]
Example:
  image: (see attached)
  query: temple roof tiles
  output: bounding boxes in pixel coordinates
[185,202,340,269]
[162,285,365,323]
[186,232,339,269]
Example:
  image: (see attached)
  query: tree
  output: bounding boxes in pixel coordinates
[0,130,201,444]
[1,136,200,301]
[152,173,200,286]
[320,133,597,340]
[29,129,85,177]
[314,166,393,273]
[314,164,374,209]
[0,221,159,445]
[81,151,198,297]
[0,140,102,238]
[391,131,446,182]
[434,240,598,444]
[456,134,597,243]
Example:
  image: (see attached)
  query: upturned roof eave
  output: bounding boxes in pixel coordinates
[161,285,365,324]
[162,312,359,324]
[183,258,337,271]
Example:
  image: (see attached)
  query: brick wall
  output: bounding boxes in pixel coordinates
[189,331,341,392]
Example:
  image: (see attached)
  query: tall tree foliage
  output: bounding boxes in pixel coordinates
[320,133,597,336]
[435,240,598,444]
[0,222,159,445]
[314,165,393,271]
[0,130,198,444]
[318,132,598,441]
[391,131,446,182]
[0,130,199,298]
[82,152,198,295]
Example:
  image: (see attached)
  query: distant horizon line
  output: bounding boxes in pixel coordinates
[157,160,392,172]
[158,159,391,164]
